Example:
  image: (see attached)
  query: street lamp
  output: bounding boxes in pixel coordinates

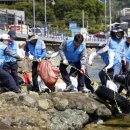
[33,0,35,34]
[44,0,55,36]
[109,0,112,31]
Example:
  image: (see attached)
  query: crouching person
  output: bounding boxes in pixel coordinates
[0,34,21,93]
[59,33,91,92]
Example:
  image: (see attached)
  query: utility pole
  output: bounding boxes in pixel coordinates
[82,10,84,28]
[44,0,47,36]
[109,0,112,31]
[33,0,35,34]
[104,0,106,32]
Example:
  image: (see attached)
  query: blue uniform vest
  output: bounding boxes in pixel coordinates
[125,43,130,62]
[0,42,7,68]
[5,40,17,62]
[99,52,109,66]
[65,40,85,62]
[27,39,43,59]
[109,38,125,64]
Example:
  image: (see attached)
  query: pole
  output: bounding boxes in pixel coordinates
[82,10,84,28]
[33,0,35,34]
[44,0,47,36]
[105,0,106,32]
[109,0,112,31]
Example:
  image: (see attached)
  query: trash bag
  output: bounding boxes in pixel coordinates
[37,76,50,93]
[106,80,118,92]
[55,76,78,92]
[37,60,59,91]
[23,72,31,85]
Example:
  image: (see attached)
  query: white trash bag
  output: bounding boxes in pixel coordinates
[55,76,78,92]
[38,76,50,93]
[106,80,118,92]
[70,76,78,92]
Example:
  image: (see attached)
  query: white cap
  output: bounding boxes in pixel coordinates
[1,34,10,40]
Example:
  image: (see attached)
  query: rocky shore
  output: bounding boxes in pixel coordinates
[0,91,112,130]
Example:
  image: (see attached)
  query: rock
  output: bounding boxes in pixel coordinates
[1,118,12,126]
[19,94,37,108]
[0,92,19,102]
[37,99,53,111]
[53,97,69,111]
[48,109,89,130]
[96,104,112,117]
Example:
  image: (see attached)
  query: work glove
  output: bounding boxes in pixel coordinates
[63,59,69,65]
[19,55,25,60]
[80,68,85,74]
[29,54,34,61]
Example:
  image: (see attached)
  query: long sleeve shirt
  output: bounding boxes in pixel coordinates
[4,47,21,60]
[59,40,87,69]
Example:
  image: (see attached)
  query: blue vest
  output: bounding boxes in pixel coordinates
[125,43,130,62]
[109,38,125,64]
[27,39,43,59]
[65,40,85,62]
[99,52,109,66]
[0,42,7,68]
[5,40,17,62]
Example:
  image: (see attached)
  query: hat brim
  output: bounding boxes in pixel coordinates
[27,35,39,41]
[112,29,123,33]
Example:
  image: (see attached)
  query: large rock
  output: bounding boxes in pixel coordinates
[48,109,89,130]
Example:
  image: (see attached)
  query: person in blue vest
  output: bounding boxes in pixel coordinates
[118,35,130,94]
[3,30,22,91]
[124,35,130,68]
[108,26,126,90]
[88,43,115,86]
[25,35,46,92]
[0,34,21,93]
[59,33,91,92]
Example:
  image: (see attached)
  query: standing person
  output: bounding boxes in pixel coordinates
[3,30,22,91]
[0,34,21,93]
[59,33,93,92]
[118,35,130,94]
[108,27,125,80]
[124,35,130,70]
[25,35,46,92]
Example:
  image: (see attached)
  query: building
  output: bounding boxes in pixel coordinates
[115,8,130,34]
[117,8,130,28]
[0,9,25,30]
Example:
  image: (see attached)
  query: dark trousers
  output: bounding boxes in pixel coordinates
[0,68,19,92]
[32,61,39,91]
[99,67,114,86]
[69,65,94,93]
[59,61,84,91]
[3,62,20,89]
